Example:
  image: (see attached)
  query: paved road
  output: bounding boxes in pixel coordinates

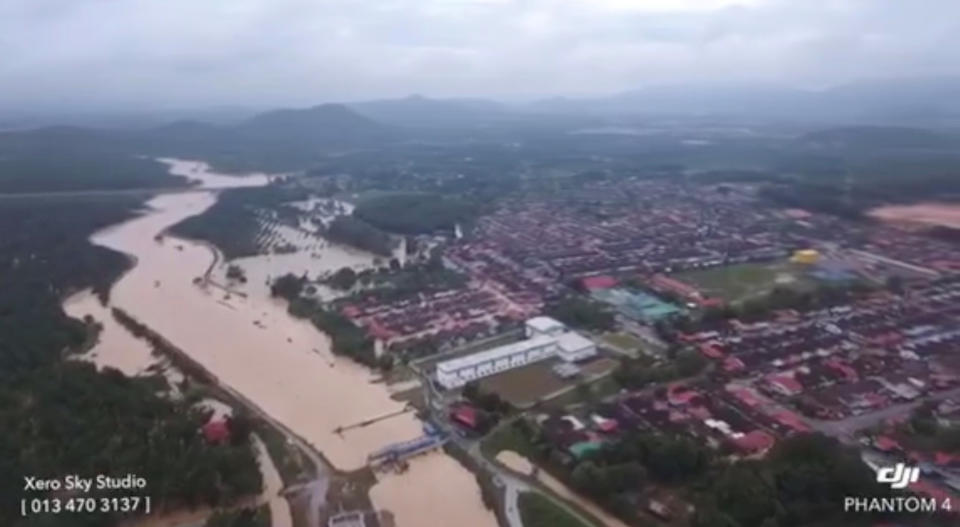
[808,386,960,441]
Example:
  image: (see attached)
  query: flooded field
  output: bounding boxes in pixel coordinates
[63,289,156,376]
[370,452,497,527]
[70,160,494,527]
[217,246,378,299]
[869,202,960,229]
[158,158,273,189]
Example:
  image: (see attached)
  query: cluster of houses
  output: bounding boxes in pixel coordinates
[341,287,512,351]
[685,277,960,421]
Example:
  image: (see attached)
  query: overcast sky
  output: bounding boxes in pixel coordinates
[2,0,958,110]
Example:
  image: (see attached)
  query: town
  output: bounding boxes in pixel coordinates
[282,176,960,526]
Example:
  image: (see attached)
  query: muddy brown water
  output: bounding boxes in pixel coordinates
[66,160,495,527]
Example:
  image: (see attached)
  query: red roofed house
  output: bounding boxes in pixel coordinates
[699,297,726,308]
[367,320,397,341]
[873,435,901,453]
[651,274,701,299]
[581,275,618,290]
[909,480,959,513]
[700,342,724,359]
[723,357,746,372]
[825,359,859,382]
[451,404,480,431]
[773,410,812,433]
[202,419,231,445]
[767,374,804,396]
[667,384,700,406]
[732,430,776,454]
[934,451,960,467]
[729,387,762,408]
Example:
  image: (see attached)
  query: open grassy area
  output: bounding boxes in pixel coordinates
[541,375,622,411]
[478,357,618,407]
[602,332,644,351]
[481,420,538,460]
[518,492,601,527]
[677,260,820,305]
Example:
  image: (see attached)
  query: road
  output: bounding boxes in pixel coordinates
[419,371,530,527]
[807,386,960,441]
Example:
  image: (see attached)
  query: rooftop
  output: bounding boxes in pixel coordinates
[526,316,566,333]
[557,331,594,353]
[437,334,556,373]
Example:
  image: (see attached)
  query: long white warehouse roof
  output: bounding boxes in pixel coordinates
[437,335,556,373]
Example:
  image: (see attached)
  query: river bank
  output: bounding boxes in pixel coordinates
[68,159,496,527]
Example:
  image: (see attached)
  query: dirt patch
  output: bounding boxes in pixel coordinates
[869,202,960,229]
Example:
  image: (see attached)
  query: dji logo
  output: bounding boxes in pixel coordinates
[877,463,920,489]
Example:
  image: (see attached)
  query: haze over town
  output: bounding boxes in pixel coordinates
[3,0,960,112]
[4,2,960,527]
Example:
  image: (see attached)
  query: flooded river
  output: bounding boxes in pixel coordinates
[68,159,495,527]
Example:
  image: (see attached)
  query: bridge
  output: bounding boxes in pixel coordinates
[367,423,448,467]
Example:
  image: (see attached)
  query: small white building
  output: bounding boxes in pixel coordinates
[556,332,597,362]
[525,316,567,338]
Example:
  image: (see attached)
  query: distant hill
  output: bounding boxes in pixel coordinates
[135,104,393,171]
[800,126,959,150]
[524,77,960,126]
[349,95,509,128]
[235,103,390,145]
[0,104,395,180]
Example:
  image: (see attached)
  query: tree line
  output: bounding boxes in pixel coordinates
[0,196,262,526]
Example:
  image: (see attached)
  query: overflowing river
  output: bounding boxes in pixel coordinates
[64,160,496,527]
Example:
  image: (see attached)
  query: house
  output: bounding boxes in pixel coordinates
[450,404,481,431]
[202,419,230,445]
[767,374,804,396]
[731,430,776,455]
[581,275,618,290]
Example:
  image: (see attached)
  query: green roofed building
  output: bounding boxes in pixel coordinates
[591,287,683,323]
[568,441,604,459]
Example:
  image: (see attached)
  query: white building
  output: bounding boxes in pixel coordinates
[556,331,597,362]
[436,335,558,389]
[436,316,598,389]
[525,316,567,338]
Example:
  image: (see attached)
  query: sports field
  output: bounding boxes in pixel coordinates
[677,260,819,305]
[478,357,618,407]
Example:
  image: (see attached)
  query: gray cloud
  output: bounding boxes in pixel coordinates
[1,0,958,110]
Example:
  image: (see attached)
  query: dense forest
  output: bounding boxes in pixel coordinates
[353,192,480,234]
[324,215,396,257]
[0,149,187,193]
[0,196,261,526]
[509,416,940,527]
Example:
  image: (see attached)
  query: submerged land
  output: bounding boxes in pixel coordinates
[3,92,960,527]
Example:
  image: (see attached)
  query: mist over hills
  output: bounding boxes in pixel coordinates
[1,76,959,193]
[4,76,960,132]
[524,77,960,126]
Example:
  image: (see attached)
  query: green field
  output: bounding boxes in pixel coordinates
[677,260,819,305]
[602,332,644,351]
[518,492,600,527]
